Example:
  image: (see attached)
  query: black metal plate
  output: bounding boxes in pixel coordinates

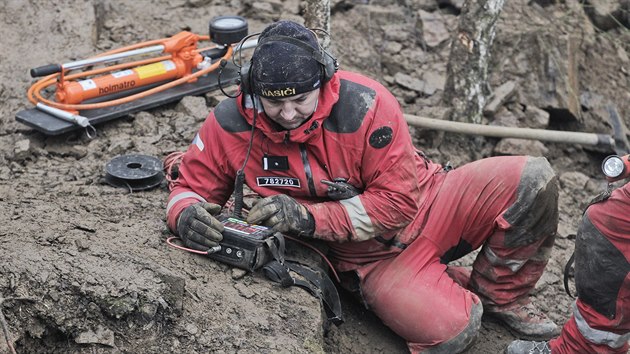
[16,64,240,136]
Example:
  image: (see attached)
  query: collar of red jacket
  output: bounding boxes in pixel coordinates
[237,73,341,144]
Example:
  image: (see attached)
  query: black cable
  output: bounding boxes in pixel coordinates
[217,59,240,99]
[232,95,259,219]
[230,33,262,219]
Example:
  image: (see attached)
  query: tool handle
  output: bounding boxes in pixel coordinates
[404,114,615,150]
[30,64,62,77]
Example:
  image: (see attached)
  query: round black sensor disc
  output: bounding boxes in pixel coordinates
[104,154,164,191]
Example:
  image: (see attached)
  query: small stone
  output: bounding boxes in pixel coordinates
[13,139,31,161]
[231,268,248,280]
[185,322,199,335]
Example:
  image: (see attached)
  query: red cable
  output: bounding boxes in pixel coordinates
[284,235,341,283]
[166,236,211,255]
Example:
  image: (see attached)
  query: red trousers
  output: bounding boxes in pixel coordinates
[356,156,558,352]
[550,183,630,354]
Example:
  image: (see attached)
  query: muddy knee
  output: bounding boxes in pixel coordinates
[419,301,483,354]
[502,157,558,248]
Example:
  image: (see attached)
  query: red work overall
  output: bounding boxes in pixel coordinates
[551,183,630,354]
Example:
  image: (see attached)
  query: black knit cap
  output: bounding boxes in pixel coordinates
[251,20,323,98]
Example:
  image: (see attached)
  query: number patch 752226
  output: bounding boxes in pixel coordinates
[256,176,301,188]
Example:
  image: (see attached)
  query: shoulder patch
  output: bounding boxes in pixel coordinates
[323,79,376,133]
[369,126,393,149]
[214,98,251,133]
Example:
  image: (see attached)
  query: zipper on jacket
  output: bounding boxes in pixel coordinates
[300,144,317,197]
[284,131,290,144]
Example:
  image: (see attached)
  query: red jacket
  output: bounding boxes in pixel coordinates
[166,71,443,271]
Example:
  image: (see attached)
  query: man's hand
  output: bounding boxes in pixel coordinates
[246,195,315,237]
[177,202,224,251]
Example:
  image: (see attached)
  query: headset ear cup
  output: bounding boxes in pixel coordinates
[322,50,338,83]
[239,62,252,96]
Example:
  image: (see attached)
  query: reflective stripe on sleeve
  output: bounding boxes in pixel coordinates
[574,302,630,349]
[483,246,527,272]
[340,196,374,241]
[166,191,207,215]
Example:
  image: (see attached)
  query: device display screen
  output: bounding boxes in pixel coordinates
[219,216,270,238]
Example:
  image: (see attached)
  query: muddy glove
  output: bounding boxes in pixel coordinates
[321,178,361,200]
[246,195,315,237]
[177,202,224,252]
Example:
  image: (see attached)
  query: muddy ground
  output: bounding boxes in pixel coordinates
[1,0,629,353]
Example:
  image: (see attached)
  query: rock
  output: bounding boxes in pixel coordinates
[394,72,440,96]
[495,32,581,122]
[422,71,445,95]
[247,0,283,19]
[106,139,135,155]
[491,108,519,127]
[175,96,209,123]
[172,110,199,138]
[133,111,159,135]
[418,9,452,47]
[185,322,199,335]
[75,325,115,347]
[231,268,248,280]
[617,44,629,63]
[382,24,412,42]
[234,282,256,299]
[45,143,89,160]
[0,166,10,180]
[484,81,517,116]
[394,72,426,93]
[559,171,590,190]
[557,219,577,239]
[102,294,138,319]
[523,105,550,129]
[139,302,158,321]
[402,90,418,103]
[13,139,31,161]
[536,270,560,290]
[579,91,604,111]
[494,138,549,156]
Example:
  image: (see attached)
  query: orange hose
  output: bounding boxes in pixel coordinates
[27,34,228,111]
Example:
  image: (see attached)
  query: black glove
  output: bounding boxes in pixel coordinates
[321,178,361,200]
[246,195,315,237]
[177,202,224,251]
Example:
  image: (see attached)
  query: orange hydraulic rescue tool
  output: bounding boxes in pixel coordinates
[26,29,234,136]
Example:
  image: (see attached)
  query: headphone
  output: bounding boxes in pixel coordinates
[238,32,338,96]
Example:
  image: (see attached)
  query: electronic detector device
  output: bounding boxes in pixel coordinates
[211,215,277,271]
